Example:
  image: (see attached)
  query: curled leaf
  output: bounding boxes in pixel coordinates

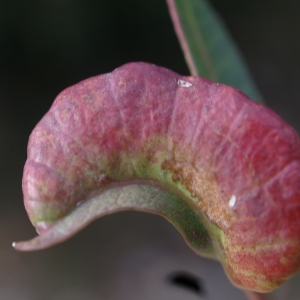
[15,62,300,292]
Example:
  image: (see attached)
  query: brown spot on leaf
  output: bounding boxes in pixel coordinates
[162,158,234,230]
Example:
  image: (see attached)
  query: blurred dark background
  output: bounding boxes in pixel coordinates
[1,0,300,299]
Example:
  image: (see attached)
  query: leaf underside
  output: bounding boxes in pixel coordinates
[14,184,215,258]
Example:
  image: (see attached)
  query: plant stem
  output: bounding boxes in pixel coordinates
[166,0,198,76]
[244,290,275,300]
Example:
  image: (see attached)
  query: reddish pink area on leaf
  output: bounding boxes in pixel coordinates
[21,62,300,292]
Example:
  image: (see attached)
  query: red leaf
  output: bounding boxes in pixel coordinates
[15,62,300,292]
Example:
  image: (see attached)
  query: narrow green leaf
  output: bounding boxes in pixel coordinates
[166,0,263,103]
[14,184,215,258]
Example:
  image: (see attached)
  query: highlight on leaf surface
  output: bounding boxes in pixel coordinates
[14,62,300,293]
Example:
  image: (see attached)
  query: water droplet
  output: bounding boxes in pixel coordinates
[229,195,236,207]
[177,79,193,88]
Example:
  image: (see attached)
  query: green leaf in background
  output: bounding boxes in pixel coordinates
[166,0,263,103]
